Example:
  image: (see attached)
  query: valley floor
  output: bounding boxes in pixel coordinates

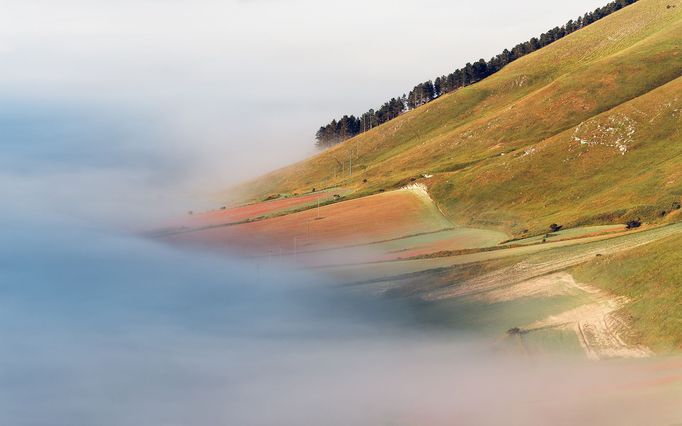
[160,187,682,357]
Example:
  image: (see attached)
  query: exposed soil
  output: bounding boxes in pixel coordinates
[522,274,652,360]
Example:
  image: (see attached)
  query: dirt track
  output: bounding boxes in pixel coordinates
[522,275,652,359]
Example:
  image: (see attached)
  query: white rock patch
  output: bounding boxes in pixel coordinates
[572,113,636,155]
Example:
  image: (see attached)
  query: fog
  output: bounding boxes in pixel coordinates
[0,145,680,425]
[1,0,608,190]
[2,1,681,424]
[3,217,682,425]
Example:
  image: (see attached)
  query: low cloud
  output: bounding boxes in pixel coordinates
[0,219,680,425]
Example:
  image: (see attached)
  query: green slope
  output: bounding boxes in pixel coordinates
[232,0,681,236]
[572,234,682,351]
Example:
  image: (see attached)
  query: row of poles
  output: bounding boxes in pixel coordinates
[261,145,361,268]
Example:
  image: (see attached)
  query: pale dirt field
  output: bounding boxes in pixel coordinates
[470,272,581,303]
[474,272,652,359]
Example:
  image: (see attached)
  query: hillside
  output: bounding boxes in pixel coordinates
[572,234,682,351]
[231,0,681,236]
[170,0,682,354]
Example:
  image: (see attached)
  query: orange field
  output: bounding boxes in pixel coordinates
[163,189,453,255]
[174,191,335,229]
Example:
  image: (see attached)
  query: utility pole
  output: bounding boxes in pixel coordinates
[317,196,321,219]
[349,150,352,176]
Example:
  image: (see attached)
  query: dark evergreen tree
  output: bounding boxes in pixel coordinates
[434,77,443,97]
[315,0,640,149]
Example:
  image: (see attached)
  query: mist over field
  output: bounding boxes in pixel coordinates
[0,131,678,425]
[3,218,682,426]
[2,0,682,424]
[0,113,676,424]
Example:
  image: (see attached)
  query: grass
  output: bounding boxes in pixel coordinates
[571,234,682,352]
[212,0,682,353]
[504,225,626,245]
[428,69,682,235]
[232,0,682,237]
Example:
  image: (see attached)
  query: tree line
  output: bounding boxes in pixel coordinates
[315,0,639,148]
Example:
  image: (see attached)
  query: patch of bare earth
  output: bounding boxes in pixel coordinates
[469,272,580,303]
[522,274,651,360]
[429,269,652,360]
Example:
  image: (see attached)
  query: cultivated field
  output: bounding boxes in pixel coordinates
[331,223,682,357]
[170,190,340,230]
[163,185,454,255]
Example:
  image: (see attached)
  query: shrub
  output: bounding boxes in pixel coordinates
[626,219,642,229]
[549,223,563,232]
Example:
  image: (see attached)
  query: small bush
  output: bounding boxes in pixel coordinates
[549,223,563,232]
[626,219,642,229]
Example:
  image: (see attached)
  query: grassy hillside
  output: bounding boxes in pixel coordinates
[572,234,682,352]
[430,75,682,234]
[231,0,681,236]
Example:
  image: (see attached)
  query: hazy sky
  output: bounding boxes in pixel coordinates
[1,0,606,203]
[4,4,682,424]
